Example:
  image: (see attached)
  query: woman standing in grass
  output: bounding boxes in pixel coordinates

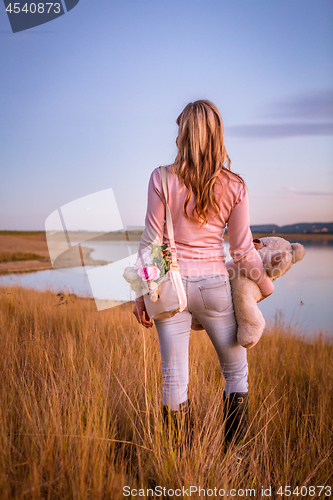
[133,100,274,449]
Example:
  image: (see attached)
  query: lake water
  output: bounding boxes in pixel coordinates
[0,240,332,341]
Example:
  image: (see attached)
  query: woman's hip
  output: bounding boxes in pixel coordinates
[181,274,234,317]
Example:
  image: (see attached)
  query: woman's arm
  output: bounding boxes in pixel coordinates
[134,168,165,323]
[227,185,274,298]
[138,167,165,257]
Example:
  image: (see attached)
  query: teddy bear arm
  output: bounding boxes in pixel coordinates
[230,279,265,349]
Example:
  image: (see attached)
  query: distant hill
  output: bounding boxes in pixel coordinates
[123,223,333,235]
[250,222,333,234]
[1,222,333,236]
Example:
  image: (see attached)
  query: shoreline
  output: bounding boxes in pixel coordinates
[0,231,332,276]
[0,246,109,276]
[0,232,109,276]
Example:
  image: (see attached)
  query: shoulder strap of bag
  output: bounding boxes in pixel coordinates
[160,166,178,269]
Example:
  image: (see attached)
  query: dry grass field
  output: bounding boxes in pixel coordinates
[0,285,332,499]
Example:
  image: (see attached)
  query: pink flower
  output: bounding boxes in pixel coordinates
[137,265,161,281]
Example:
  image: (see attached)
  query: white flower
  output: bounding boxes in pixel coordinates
[123,266,142,292]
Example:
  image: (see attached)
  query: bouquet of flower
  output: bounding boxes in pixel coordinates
[123,244,172,302]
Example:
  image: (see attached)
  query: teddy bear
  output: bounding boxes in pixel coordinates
[191,236,305,349]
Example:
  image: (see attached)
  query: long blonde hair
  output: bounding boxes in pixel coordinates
[171,100,242,225]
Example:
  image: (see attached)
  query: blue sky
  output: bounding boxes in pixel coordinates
[1,0,332,230]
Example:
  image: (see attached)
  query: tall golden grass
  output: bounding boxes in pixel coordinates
[0,285,332,499]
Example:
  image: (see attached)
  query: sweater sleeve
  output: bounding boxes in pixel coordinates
[227,185,274,297]
[135,168,165,302]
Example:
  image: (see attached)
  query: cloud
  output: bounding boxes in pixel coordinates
[227,89,333,139]
[227,122,333,139]
[268,89,333,121]
[285,187,333,197]
[252,188,333,199]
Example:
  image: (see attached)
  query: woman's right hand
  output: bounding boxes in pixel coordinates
[257,289,274,303]
[133,299,153,328]
[257,275,275,303]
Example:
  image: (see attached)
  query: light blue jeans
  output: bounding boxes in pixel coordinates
[154,274,248,410]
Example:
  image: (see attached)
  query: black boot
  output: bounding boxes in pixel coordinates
[223,392,249,448]
[162,399,193,449]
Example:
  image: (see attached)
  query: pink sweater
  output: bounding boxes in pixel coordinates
[137,165,274,300]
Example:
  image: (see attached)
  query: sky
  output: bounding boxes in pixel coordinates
[0,0,333,230]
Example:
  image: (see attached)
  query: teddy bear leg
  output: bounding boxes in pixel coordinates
[236,309,265,348]
[232,290,266,349]
[237,321,265,349]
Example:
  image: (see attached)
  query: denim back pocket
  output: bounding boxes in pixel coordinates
[198,275,230,313]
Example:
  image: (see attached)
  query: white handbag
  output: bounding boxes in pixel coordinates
[143,166,187,320]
